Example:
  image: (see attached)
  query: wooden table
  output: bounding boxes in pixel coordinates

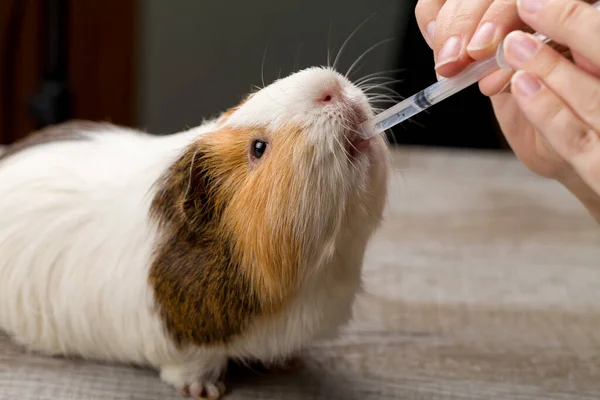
[2,146,599,400]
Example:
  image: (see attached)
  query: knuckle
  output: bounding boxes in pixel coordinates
[433,11,473,46]
[583,87,600,125]
[488,0,518,16]
[488,0,522,30]
[439,7,473,30]
[453,11,476,29]
[539,91,600,160]
[536,47,563,79]
[543,96,566,129]
[556,0,583,30]
[566,128,599,159]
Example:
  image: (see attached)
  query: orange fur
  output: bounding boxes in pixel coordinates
[149,123,321,346]
[224,125,309,304]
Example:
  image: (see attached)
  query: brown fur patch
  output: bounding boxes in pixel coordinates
[0,120,108,162]
[149,124,313,347]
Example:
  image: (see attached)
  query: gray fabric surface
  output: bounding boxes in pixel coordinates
[1,146,599,400]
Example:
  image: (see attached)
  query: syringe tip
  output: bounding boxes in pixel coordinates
[358,120,377,140]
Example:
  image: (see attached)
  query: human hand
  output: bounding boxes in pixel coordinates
[415,0,597,94]
[415,0,600,221]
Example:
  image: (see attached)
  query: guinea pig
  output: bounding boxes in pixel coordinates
[0,66,389,399]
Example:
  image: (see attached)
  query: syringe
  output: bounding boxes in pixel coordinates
[359,0,600,139]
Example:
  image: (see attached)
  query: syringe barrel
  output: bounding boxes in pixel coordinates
[423,56,499,105]
[495,30,552,72]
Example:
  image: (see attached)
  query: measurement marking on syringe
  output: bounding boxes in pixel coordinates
[414,90,431,109]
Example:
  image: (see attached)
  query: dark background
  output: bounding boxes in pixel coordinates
[1,0,509,151]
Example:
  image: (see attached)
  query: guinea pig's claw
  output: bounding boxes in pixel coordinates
[180,381,225,399]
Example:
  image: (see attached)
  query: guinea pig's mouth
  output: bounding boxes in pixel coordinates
[343,104,370,158]
[345,133,370,158]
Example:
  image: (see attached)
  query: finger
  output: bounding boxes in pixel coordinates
[431,0,495,77]
[415,0,446,48]
[516,0,600,68]
[491,92,571,177]
[479,68,514,96]
[572,50,600,77]
[503,30,600,128]
[511,70,600,193]
[466,0,529,60]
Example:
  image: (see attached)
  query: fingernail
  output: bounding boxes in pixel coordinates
[467,22,497,51]
[426,21,436,47]
[513,70,542,96]
[499,75,514,93]
[435,36,462,69]
[518,0,548,13]
[499,82,511,94]
[505,31,541,65]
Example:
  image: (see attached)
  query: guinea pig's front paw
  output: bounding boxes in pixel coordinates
[160,361,227,399]
[179,381,226,399]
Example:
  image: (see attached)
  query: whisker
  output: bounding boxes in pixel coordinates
[368,95,401,103]
[294,42,304,73]
[361,88,404,98]
[330,125,352,170]
[368,100,400,107]
[336,111,369,170]
[369,104,398,110]
[365,94,402,102]
[327,21,333,68]
[367,92,401,99]
[349,64,366,82]
[358,79,404,91]
[357,76,402,88]
[345,38,395,79]
[261,45,268,89]
[336,130,361,173]
[361,82,404,92]
[355,68,405,85]
[368,98,400,104]
[363,86,404,98]
[408,118,426,129]
[387,129,399,147]
[366,94,403,103]
[332,13,376,72]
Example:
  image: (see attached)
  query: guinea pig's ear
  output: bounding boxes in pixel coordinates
[150,140,216,233]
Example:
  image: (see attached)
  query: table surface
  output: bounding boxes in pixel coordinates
[1,146,599,400]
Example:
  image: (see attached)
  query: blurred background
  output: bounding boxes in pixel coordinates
[1,0,508,150]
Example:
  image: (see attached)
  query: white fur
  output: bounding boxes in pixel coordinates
[0,67,388,396]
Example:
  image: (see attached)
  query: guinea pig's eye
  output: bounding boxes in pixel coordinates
[252,140,268,159]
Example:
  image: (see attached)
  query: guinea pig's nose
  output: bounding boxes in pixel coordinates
[319,93,334,103]
[317,82,343,104]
